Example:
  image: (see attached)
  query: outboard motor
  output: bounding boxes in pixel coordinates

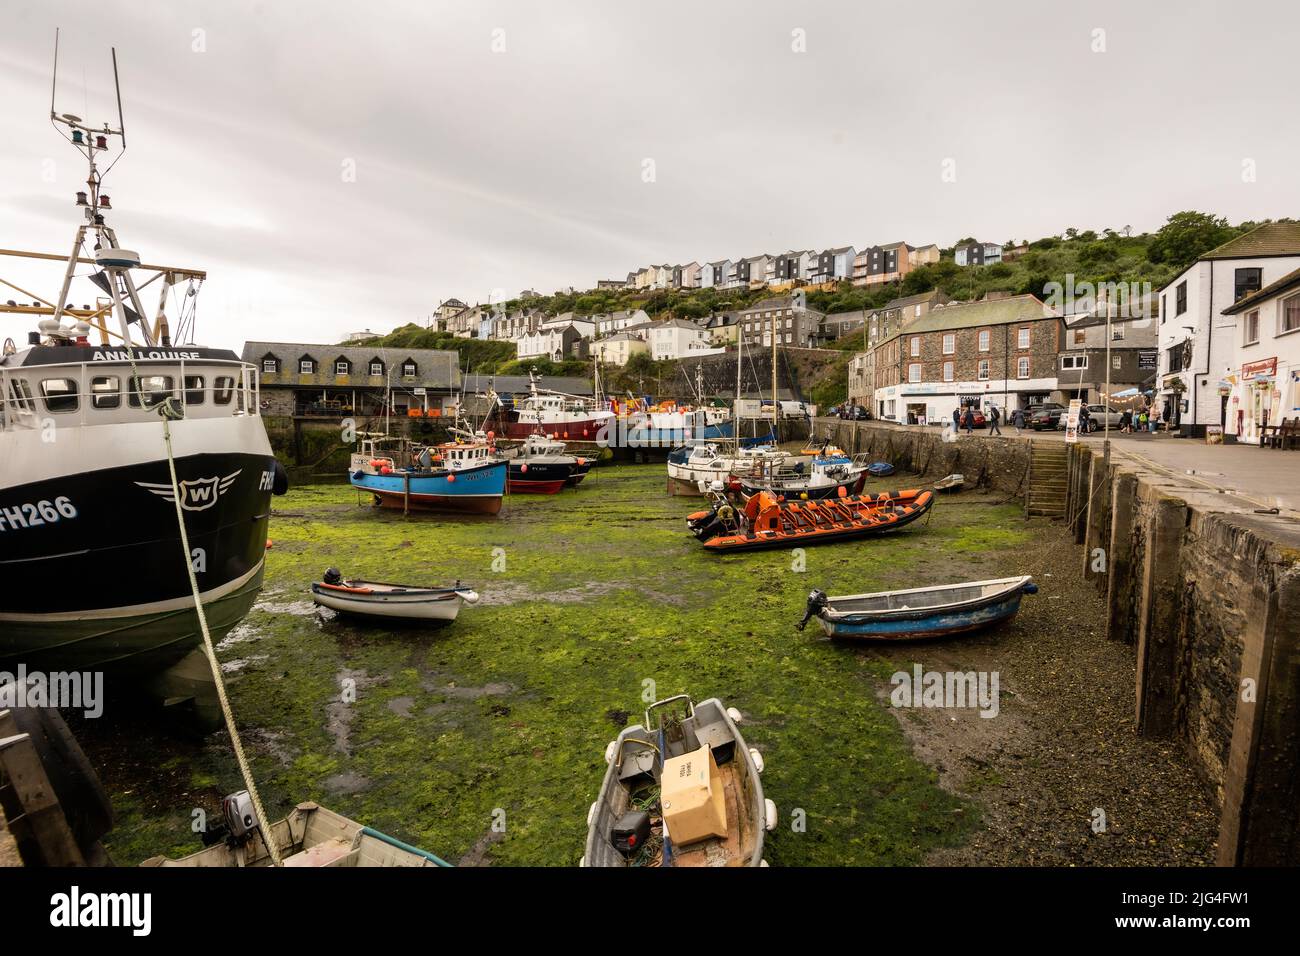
[323,567,343,586]
[221,790,261,845]
[798,589,829,631]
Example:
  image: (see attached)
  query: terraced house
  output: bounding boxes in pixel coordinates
[244,341,462,418]
[869,294,1063,423]
[738,295,826,348]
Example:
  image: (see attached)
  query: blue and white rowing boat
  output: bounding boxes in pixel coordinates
[798,575,1037,641]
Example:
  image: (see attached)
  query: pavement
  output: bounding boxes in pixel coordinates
[966,425,1299,514]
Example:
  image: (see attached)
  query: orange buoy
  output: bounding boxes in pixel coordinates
[447,473,455,483]
[266,539,273,549]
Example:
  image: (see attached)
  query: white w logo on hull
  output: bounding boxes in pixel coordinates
[135,471,241,511]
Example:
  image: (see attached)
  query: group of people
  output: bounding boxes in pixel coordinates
[1119,407,1159,433]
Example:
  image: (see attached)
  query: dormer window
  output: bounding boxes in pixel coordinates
[335,357,351,376]
[369,359,384,376]
[261,355,279,374]
[402,360,417,377]
[299,356,316,374]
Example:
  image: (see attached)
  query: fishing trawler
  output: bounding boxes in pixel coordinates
[493,368,614,441]
[0,42,286,717]
[499,432,589,494]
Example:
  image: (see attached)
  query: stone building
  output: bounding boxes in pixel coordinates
[738,295,826,348]
[870,294,1063,423]
[243,341,462,418]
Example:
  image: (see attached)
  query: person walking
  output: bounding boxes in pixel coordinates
[1077,404,1091,436]
[1119,409,1131,433]
[989,405,1002,435]
[962,406,974,435]
[952,407,961,431]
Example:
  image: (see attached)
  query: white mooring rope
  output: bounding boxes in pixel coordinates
[157,398,282,867]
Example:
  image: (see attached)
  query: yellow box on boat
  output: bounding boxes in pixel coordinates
[661,744,727,846]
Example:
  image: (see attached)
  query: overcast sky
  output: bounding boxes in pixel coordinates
[3,0,1298,350]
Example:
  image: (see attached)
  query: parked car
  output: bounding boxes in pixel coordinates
[1029,403,1066,430]
[1055,403,1122,432]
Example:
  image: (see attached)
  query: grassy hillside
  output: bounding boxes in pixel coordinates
[347,212,1286,401]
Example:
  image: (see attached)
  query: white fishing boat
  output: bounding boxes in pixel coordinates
[311,569,478,622]
[582,695,776,868]
[665,441,790,496]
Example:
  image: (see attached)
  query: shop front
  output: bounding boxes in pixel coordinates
[1231,357,1278,445]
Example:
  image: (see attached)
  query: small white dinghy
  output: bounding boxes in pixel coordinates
[310,568,478,623]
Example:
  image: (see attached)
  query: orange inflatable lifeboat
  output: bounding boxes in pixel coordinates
[686,488,934,552]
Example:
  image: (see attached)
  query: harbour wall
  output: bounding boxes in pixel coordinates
[812,417,1300,866]
[812,417,1033,497]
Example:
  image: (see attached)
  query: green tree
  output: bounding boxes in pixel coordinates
[1146,211,1238,269]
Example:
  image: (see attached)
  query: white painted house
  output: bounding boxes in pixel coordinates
[1220,263,1300,444]
[1156,222,1300,435]
[648,319,712,360]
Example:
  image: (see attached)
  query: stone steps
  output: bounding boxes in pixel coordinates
[1026,440,1068,518]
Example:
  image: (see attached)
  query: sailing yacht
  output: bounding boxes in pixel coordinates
[0,45,286,718]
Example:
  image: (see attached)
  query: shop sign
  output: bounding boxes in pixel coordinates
[1241,357,1277,381]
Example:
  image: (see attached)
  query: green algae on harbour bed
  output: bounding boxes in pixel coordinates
[97,465,1032,866]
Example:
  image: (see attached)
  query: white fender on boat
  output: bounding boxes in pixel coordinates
[760,859,770,867]
[749,748,764,774]
[604,740,616,764]
[587,801,598,827]
[726,707,743,724]
[579,855,586,867]
[764,799,778,831]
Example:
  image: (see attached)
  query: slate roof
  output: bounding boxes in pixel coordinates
[243,341,462,388]
[460,373,593,396]
[1202,222,1300,260]
[876,295,1058,344]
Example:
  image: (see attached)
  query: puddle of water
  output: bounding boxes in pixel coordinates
[216,621,259,652]
[323,771,370,795]
[475,580,625,607]
[220,654,267,674]
[256,599,319,617]
[431,681,515,700]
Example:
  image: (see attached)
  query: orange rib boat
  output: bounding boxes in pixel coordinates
[687,488,934,552]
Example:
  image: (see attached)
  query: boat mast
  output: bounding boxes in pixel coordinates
[48,34,157,349]
[771,303,780,441]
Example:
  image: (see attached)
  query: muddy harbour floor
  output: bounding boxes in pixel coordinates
[77,462,1218,867]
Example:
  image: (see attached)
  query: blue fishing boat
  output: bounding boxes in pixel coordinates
[798,576,1037,640]
[866,461,895,477]
[349,435,506,515]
